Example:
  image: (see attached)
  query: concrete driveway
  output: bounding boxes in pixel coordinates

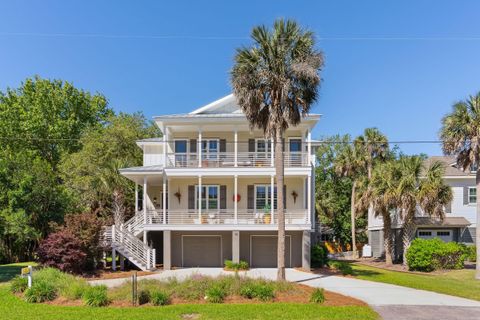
[90,268,480,319]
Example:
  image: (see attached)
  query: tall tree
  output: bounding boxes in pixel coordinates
[335,141,365,257]
[396,156,452,264]
[440,92,480,279]
[60,113,161,219]
[231,19,323,280]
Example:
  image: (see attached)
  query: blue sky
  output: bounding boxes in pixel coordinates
[1,1,480,155]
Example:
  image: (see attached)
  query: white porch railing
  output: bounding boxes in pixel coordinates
[144,209,309,225]
[111,224,155,271]
[165,152,308,168]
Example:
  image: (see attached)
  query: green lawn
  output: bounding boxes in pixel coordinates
[0,262,37,283]
[0,285,378,320]
[349,262,480,301]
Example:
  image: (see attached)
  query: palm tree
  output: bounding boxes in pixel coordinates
[395,156,452,264]
[354,128,389,246]
[440,92,480,279]
[231,19,324,280]
[335,142,365,257]
[368,160,399,265]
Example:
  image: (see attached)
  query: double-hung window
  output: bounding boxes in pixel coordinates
[289,138,302,166]
[468,187,477,204]
[255,185,277,212]
[195,185,219,211]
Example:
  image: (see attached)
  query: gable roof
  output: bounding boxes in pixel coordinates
[154,94,321,121]
[424,156,475,177]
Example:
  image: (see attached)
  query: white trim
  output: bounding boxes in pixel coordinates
[249,235,292,268]
[181,235,223,267]
[189,94,235,115]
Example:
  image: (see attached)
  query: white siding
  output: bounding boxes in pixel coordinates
[448,178,476,224]
[143,145,165,166]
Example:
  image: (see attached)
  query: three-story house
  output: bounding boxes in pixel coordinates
[105,94,319,270]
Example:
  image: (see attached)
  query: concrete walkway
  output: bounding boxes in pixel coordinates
[90,268,480,319]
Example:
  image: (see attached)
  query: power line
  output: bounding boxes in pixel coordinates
[1,32,480,41]
[0,136,445,144]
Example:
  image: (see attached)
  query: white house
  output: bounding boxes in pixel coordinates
[104,94,320,270]
[368,156,475,258]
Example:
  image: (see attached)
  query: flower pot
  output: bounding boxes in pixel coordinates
[264,215,271,224]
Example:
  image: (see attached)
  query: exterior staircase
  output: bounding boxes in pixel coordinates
[103,220,155,271]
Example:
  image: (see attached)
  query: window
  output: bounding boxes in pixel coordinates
[255,139,272,158]
[471,164,478,172]
[174,140,188,166]
[195,185,219,211]
[201,139,219,160]
[418,231,432,237]
[437,231,451,236]
[469,187,476,204]
[255,185,277,211]
[289,139,302,152]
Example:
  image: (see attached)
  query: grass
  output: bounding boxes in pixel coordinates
[0,285,378,320]
[346,262,480,301]
[0,262,37,283]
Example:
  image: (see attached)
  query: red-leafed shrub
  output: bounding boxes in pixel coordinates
[37,230,87,273]
[63,212,105,270]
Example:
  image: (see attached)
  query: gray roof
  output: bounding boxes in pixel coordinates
[414,216,471,227]
[424,156,474,177]
[119,165,164,173]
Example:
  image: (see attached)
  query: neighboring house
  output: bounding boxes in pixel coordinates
[368,156,475,259]
[104,94,319,271]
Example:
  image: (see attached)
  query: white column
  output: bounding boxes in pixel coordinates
[198,129,202,168]
[234,175,238,223]
[112,249,117,271]
[143,176,148,224]
[234,129,238,167]
[134,183,138,213]
[270,138,274,166]
[163,230,171,270]
[307,129,312,165]
[198,175,202,220]
[270,174,275,224]
[232,231,240,263]
[162,173,167,224]
[307,173,312,224]
[303,176,307,209]
[143,230,147,245]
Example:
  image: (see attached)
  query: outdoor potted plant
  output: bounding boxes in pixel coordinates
[263,204,271,224]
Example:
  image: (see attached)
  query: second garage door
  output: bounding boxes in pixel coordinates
[250,235,291,268]
[182,235,222,267]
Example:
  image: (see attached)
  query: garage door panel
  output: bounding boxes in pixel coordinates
[182,236,222,267]
[251,236,291,268]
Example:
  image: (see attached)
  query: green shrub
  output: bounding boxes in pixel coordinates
[64,280,89,300]
[205,285,226,303]
[138,290,151,305]
[460,244,477,262]
[328,260,353,275]
[310,288,325,304]
[311,243,329,267]
[31,267,88,300]
[224,260,249,271]
[150,290,170,306]
[10,276,28,294]
[240,283,275,301]
[406,238,465,272]
[24,281,56,303]
[83,285,109,307]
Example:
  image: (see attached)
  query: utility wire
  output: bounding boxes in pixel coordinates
[1,32,480,41]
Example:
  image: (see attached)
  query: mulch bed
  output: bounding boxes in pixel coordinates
[44,282,366,307]
[84,270,155,280]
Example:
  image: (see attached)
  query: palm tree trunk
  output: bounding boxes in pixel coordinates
[402,216,416,266]
[351,180,357,258]
[275,129,286,281]
[383,212,393,266]
[476,169,480,279]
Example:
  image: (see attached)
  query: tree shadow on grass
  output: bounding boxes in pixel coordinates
[0,264,28,282]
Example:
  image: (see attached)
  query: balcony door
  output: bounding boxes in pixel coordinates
[201,139,219,161]
[174,140,188,167]
[289,138,302,165]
